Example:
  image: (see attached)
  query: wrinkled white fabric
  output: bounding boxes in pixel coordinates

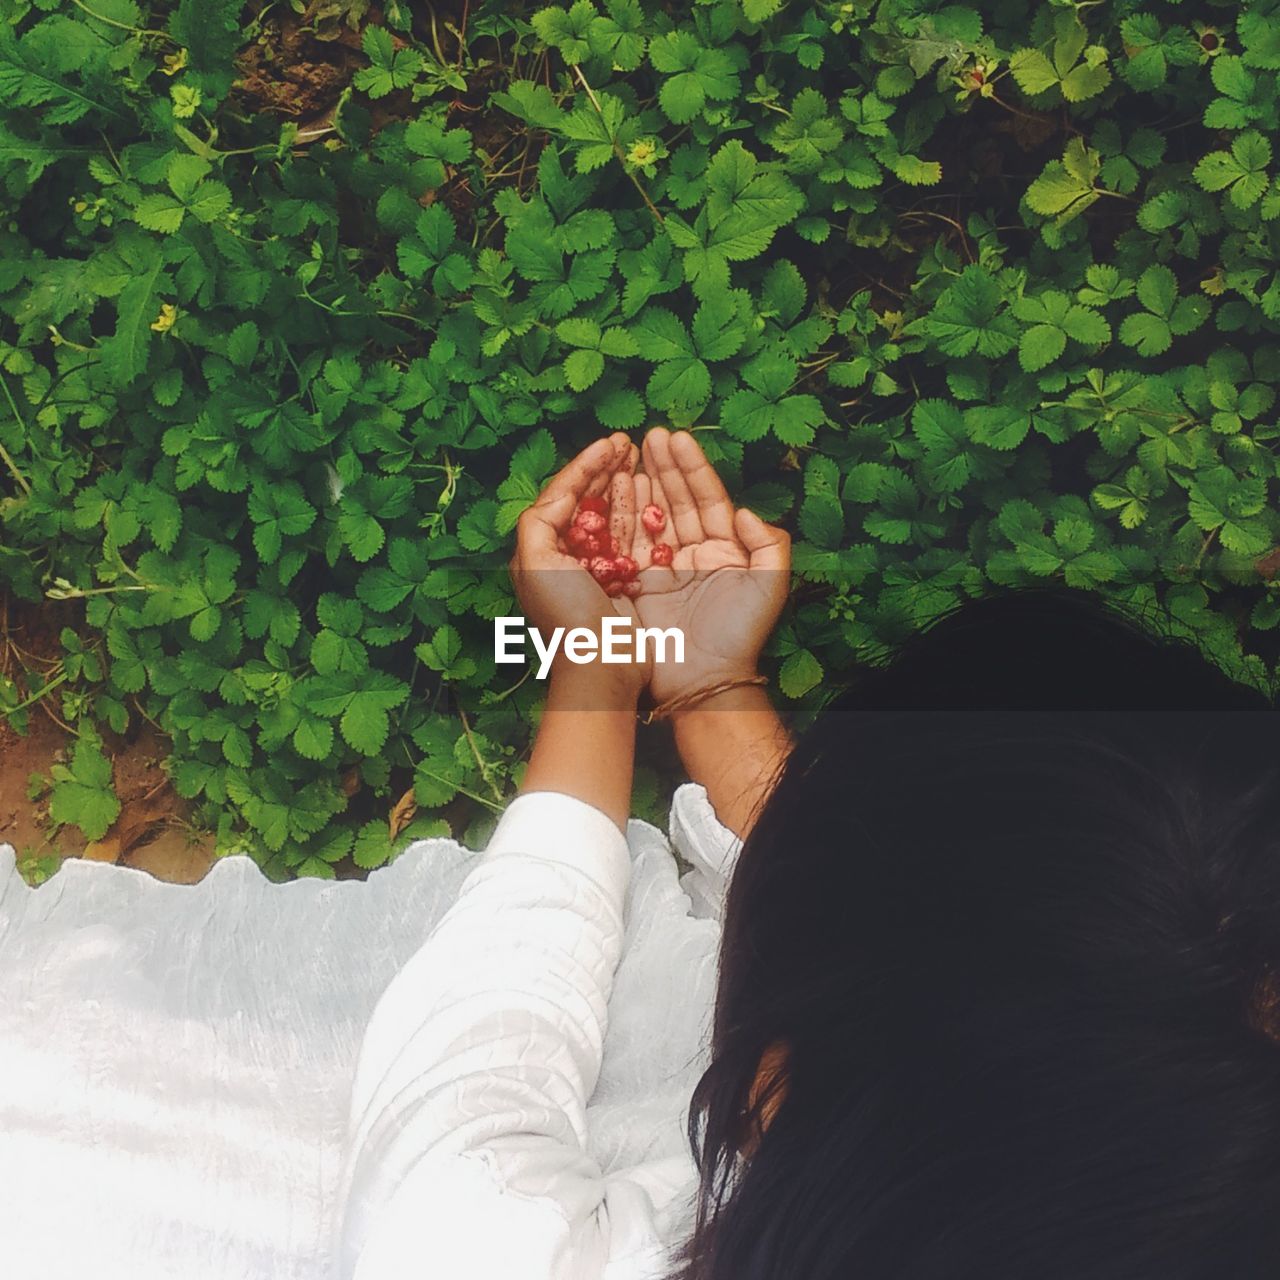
[0,783,741,1280]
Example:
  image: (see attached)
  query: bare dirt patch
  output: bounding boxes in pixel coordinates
[0,596,215,885]
[232,7,369,123]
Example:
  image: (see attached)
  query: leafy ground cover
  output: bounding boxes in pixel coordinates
[3,0,1280,879]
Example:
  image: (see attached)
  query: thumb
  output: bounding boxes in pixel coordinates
[517,492,574,566]
[735,507,791,573]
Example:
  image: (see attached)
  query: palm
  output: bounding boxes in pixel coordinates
[634,540,767,702]
[632,429,790,706]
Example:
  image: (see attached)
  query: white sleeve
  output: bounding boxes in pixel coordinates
[669,783,743,919]
[335,791,633,1280]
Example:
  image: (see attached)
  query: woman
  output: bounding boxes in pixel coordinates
[335,426,794,1278]
[337,427,1280,1279]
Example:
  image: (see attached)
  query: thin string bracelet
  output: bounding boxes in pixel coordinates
[640,674,768,725]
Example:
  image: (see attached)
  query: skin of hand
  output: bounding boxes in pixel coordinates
[632,428,791,706]
[509,432,649,691]
[511,433,646,832]
[633,427,794,838]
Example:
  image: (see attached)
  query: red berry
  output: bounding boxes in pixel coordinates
[650,542,673,568]
[584,533,610,556]
[578,495,609,518]
[621,579,642,599]
[575,509,607,536]
[589,556,618,585]
[566,524,592,555]
[604,579,626,597]
[641,503,666,535]
[614,555,638,582]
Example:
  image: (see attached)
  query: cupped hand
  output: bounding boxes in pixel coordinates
[633,428,790,706]
[509,432,650,689]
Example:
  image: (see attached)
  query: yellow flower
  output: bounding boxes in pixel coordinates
[150,303,178,333]
[627,139,658,167]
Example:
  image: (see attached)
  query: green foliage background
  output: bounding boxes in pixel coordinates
[4,0,1280,875]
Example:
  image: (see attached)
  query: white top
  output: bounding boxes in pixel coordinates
[0,784,741,1280]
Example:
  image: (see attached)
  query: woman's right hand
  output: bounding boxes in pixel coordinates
[632,427,791,708]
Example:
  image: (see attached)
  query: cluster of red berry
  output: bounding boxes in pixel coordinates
[565,496,673,598]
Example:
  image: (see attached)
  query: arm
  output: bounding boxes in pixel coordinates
[668,681,792,838]
[635,428,794,839]
[339,435,652,1278]
[339,790,631,1279]
[522,664,640,831]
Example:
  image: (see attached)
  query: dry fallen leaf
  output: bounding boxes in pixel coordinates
[82,836,122,863]
[81,792,167,865]
[389,787,417,840]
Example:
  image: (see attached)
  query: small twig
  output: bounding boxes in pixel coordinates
[985,92,1053,127]
[456,0,470,68]
[37,692,76,736]
[1192,526,1220,573]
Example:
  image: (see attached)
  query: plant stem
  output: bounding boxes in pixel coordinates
[4,671,69,716]
[459,704,505,802]
[69,0,177,42]
[572,65,665,228]
[0,375,33,496]
[416,763,505,812]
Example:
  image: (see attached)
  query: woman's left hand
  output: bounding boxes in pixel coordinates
[509,433,649,692]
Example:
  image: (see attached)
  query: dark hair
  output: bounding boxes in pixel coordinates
[672,587,1280,1280]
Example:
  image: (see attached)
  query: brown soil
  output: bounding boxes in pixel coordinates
[232,9,367,122]
[0,596,215,886]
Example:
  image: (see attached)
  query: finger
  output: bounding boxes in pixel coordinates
[516,502,569,565]
[645,426,703,546]
[632,472,654,559]
[614,433,639,476]
[736,507,791,573]
[669,430,735,541]
[610,469,636,556]
[645,468,680,553]
[536,437,617,512]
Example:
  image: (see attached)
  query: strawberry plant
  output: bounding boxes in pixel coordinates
[4,0,1280,876]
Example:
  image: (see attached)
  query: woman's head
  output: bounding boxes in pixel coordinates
[674,588,1280,1280]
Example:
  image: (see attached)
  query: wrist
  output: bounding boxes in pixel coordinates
[666,676,771,725]
[547,656,645,709]
[650,660,761,708]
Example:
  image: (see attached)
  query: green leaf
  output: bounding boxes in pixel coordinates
[1193,130,1271,208]
[565,347,605,391]
[1119,312,1172,357]
[293,717,335,762]
[1026,137,1101,223]
[100,241,165,388]
[918,265,1018,359]
[353,820,393,870]
[169,0,241,96]
[1019,324,1067,372]
[532,1,596,65]
[650,33,739,124]
[354,25,424,97]
[778,648,822,698]
[647,355,711,411]
[49,733,120,840]
[132,192,186,233]
[1009,49,1058,95]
